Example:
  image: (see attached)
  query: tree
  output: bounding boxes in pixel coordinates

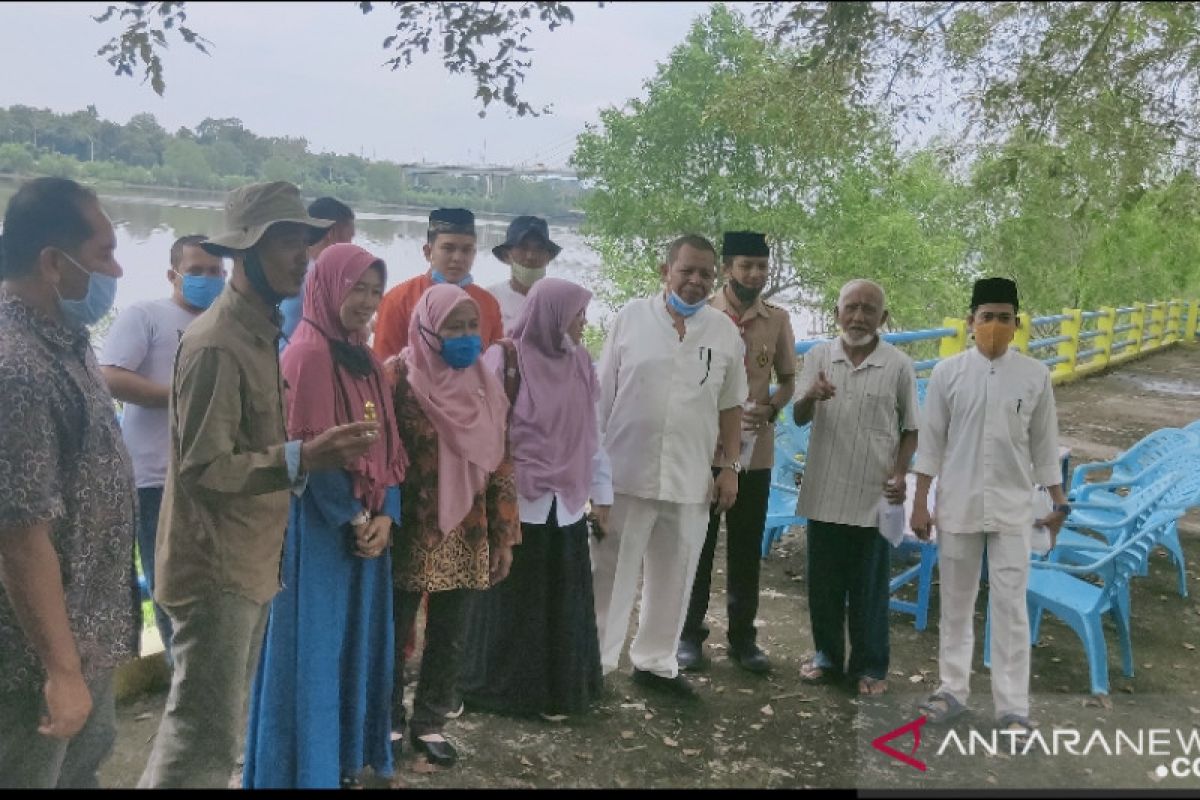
[163,138,214,187]
[93,1,594,117]
[572,5,971,327]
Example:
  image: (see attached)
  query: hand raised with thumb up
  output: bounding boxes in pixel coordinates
[805,370,837,402]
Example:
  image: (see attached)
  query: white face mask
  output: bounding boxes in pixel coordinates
[511,264,546,288]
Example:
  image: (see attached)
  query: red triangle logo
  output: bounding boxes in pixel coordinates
[871,717,928,772]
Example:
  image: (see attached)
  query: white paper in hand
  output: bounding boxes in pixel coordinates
[1030,486,1054,556]
[877,495,907,547]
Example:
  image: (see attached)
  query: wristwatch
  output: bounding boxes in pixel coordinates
[350,509,371,527]
[1052,503,1072,516]
[722,460,743,474]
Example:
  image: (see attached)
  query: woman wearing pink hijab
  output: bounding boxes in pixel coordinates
[460,277,613,719]
[244,244,407,788]
[385,283,519,768]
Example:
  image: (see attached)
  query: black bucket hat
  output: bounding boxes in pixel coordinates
[492,215,562,261]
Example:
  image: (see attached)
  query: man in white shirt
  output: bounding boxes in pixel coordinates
[99,235,226,665]
[593,234,747,700]
[794,280,919,696]
[911,277,1070,738]
[486,215,561,334]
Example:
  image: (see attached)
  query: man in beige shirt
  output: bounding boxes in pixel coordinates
[677,231,796,675]
[794,279,919,696]
[139,182,379,788]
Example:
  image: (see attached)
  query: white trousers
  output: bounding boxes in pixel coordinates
[936,528,1032,720]
[590,493,710,678]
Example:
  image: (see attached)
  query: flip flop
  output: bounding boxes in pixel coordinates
[800,659,841,685]
[917,691,968,724]
[857,676,889,696]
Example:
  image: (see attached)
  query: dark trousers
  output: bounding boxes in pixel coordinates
[137,486,174,666]
[0,669,115,789]
[681,468,771,652]
[393,588,472,738]
[805,519,891,680]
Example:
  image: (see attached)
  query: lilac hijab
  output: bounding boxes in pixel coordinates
[507,277,597,512]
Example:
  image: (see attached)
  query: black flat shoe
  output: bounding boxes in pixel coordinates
[410,734,458,767]
[676,640,707,672]
[730,645,772,675]
[632,668,700,701]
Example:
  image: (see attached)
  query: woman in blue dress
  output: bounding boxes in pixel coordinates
[244,243,408,788]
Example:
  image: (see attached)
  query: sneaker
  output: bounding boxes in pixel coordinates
[632,668,700,701]
[676,640,708,672]
[729,645,771,675]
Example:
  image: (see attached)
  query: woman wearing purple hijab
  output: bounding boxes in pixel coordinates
[459,277,613,718]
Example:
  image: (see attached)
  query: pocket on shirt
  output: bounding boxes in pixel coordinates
[863,391,898,434]
[1006,388,1036,445]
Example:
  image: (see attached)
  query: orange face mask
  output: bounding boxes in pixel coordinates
[973,319,1015,359]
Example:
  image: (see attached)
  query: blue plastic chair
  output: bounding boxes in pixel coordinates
[889,538,938,631]
[1185,419,1200,438]
[761,404,809,558]
[985,511,1175,696]
[1068,428,1199,495]
[1061,453,1200,598]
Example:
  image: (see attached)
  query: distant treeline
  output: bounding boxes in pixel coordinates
[0,105,584,217]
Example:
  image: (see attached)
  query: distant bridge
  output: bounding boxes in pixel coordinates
[396,163,579,198]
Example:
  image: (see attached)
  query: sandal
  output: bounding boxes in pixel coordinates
[800,658,841,685]
[917,691,968,724]
[997,714,1037,750]
[857,676,889,696]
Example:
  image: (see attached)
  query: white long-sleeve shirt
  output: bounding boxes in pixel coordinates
[914,347,1062,534]
[598,295,748,505]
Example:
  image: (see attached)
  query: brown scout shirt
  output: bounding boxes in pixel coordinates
[710,287,797,471]
[155,284,295,607]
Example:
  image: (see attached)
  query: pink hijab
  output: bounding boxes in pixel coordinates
[282,243,408,512]
[507,278,598,513]
[402,284,509,535]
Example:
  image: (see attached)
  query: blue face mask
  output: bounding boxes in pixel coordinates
[667,290,707,318]
[440,333,483,369]
[431,270,474,288]
[57,250,117,327]
[177,273,225,310]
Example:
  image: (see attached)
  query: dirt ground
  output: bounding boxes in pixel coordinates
[101,344,1200,790]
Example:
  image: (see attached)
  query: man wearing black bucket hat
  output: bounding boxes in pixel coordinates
[140,181,381,788]
[677,231,796,675]
[486,215,562,334]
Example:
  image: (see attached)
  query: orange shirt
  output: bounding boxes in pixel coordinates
[373,272,504,360]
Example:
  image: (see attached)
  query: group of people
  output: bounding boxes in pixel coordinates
[0,175,1071,790]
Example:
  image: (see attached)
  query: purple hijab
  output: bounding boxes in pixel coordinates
[508,278,598,513]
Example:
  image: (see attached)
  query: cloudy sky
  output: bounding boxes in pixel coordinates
[0,1,714,167]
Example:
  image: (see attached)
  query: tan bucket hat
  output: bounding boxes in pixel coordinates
[201,181,334,256]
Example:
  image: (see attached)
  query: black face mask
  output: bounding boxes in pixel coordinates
[300,317,375,378]
[729,277,763,305]
[244,249,287,309]
[329,339,375,378]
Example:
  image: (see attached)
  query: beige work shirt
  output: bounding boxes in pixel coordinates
[709,288,797,471]
[155,285,295,606]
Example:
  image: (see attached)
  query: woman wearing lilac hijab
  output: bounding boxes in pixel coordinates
[460,277,613,718]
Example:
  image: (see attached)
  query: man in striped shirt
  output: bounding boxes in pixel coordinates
[794,279,919,696]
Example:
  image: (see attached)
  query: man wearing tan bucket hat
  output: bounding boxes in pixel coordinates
[139,181,382,788]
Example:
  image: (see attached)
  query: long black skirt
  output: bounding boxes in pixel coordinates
[460,513,603,716]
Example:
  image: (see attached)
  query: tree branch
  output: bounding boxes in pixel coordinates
[1033,1,1124,136]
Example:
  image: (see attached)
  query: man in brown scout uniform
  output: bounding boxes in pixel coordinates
[677,231,796,674]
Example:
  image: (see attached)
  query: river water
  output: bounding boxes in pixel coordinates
[0,180,823,338]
